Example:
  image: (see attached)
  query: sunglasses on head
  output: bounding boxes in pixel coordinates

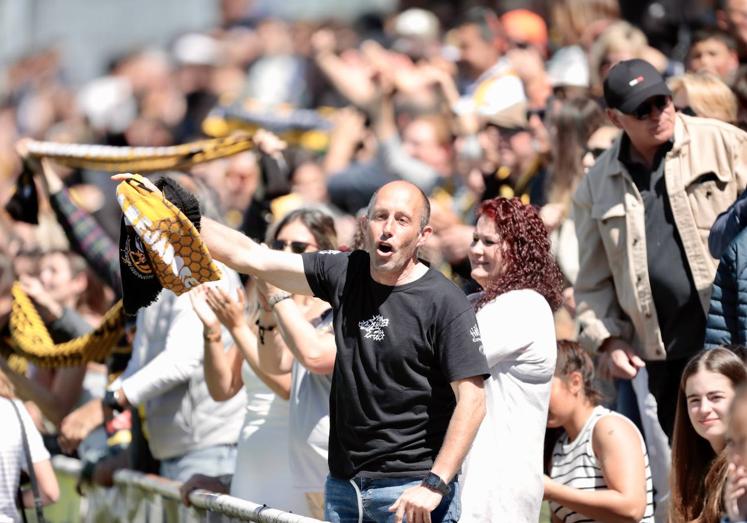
[270,240,316,253]
[631,95,670,120]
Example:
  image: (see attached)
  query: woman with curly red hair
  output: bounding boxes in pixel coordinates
[460,197,563,522]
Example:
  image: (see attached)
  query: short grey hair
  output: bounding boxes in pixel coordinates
[365,185,431,231]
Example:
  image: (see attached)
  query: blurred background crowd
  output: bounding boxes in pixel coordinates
[4,0,747,521]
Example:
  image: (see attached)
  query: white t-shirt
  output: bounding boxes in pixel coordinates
[0,399,50,523]
[230,362,307,514]
[460,290,557,523]
[288,363,331,491]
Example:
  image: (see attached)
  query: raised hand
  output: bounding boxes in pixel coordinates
[205,286,247,331]
[19,274,63,322]
[39,158,65,193]
[111,173,161,194]
[189,285,219,328]
[252,129,287,158]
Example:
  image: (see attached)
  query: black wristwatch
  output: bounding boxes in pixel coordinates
[421,472,450,496]
[103,390,123,412]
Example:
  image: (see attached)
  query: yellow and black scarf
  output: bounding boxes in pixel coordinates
[4,283,125,368]
[24,134,254,173]
[116,174,221,314]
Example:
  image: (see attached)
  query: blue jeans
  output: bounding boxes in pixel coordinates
[325,475,460,523]
[159,444,237,483]
[614,378,643,434]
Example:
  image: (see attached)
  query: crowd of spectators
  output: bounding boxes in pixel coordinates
[7,0,747,522]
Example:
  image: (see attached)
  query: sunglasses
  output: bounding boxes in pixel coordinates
[509,40,531,50]
[631,95,670,120]
[270,240,317,253]
[676,105,697,117]
[526,108,546,121]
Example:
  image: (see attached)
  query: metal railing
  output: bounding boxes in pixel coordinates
[51,455,326,523]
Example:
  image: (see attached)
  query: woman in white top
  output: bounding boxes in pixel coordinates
[460,197,563,522]
[0,377,59,523]
[183,208,336,518]
[544,340,654,523]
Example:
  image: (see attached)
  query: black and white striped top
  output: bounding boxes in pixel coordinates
[549,406,655,523]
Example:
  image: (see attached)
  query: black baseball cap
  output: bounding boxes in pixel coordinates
[603,59,671,114]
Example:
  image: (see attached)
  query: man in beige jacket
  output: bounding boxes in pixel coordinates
[574,58,747,437]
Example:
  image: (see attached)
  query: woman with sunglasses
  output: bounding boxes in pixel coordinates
[186,208,337,518]
[254,208,337,518]
[539,97,609,338]
[541,97,605,234]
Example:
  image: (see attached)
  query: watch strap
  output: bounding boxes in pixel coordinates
[421,472,449,496]
[103,389,123,412]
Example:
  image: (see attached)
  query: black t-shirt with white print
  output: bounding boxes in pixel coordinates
[302,249,489,480]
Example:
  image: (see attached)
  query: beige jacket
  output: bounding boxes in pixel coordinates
[573,114,747,361]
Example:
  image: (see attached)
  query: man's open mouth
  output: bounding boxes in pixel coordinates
[377,242,393,254]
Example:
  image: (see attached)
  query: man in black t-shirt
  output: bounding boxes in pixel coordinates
[199,180,489,522]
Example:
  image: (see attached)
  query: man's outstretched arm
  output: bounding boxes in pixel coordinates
[201,217,312,295]
[112,173,313,296]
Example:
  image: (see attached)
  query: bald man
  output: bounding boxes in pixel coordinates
[202,180,488,522]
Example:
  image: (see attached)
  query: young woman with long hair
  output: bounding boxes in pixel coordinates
[544,340,654,523]
[670,347,747,523]
[460,197,563,522]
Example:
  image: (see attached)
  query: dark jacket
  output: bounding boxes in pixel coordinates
[706,224,747,348]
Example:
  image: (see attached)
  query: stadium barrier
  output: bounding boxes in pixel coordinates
[49,455,326,523]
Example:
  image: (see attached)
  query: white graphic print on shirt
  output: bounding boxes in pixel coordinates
[359,315,389,341]
[470,323,484,354]
[470,324,481,343]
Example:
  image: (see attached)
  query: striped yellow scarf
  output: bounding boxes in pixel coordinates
[116,174,221,313]
[6,284,125,368]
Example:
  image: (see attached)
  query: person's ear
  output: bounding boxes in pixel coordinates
[568,371,584,395]
[416,225,433,247]
[606,108,624,130]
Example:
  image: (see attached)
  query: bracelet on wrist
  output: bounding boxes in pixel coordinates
[203,326,222,343]
[268,293,292,309]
